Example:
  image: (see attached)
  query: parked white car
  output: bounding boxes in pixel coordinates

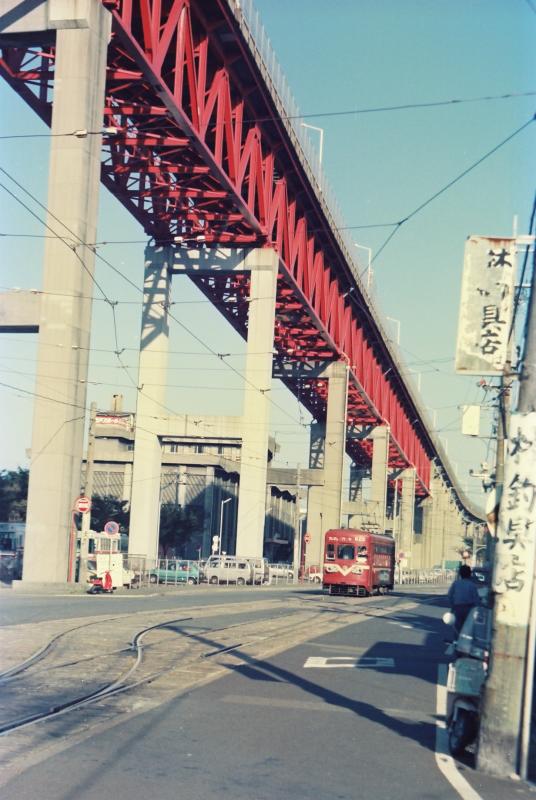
[269,563,294,580]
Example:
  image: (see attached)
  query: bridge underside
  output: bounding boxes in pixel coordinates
[0,0,487,589]
[0,0,433,495]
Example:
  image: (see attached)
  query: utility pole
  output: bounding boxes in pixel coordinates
[293,464,302,584]
[78,401,97,585]
[81,401,97,535]
[518,235,536,780]
[478,226,536,777]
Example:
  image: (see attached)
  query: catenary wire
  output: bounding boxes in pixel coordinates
[367,115,535,262]
[0,168,307,429]
[0,90,534,138]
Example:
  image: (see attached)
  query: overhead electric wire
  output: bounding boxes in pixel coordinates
[510,190,536,338]
[0,285,279,308]
[0,379,187,441]
[0,167,307,429]
[280,90,536,123]
[4,115,532,252]
[1,108,531,477]
[0,365,294,394]
[0,90,534,139]
[368,114,535,262]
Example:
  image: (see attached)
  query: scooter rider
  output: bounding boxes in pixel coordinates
[447,564,480,635]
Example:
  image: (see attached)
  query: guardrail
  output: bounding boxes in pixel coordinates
[77,556,455,590]
[396,569,455,586]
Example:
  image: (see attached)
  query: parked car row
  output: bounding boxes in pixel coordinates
[149,556,271,586]
[147,558,324,586]
[149,561,200,585]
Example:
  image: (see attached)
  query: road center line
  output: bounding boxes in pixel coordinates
[435,663,483,800]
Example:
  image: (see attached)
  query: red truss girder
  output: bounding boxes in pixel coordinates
[0,0,431,493]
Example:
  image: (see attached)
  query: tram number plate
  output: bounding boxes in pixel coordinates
[304,657,395,669]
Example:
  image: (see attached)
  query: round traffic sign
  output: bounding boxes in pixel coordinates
[104,520,120,535]
[74,496,91,514]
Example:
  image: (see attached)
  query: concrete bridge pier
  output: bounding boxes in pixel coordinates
[399,467,416,565]
[161,247,280,559]
[234,250,278,556]
[18,0,111,585]
[305,361,348,567]
[347,463,367,528]
[128,245,172,561]
[369,425,390,533]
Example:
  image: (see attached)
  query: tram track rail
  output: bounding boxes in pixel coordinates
[0,615,195,736]
[0,614,128,683]
[0,591,429,741]
[0,604,325,737]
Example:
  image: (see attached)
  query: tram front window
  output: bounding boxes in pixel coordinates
[337,545,355,560]
[357,545,368,562]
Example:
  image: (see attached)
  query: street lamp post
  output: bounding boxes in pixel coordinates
[218,497,232,557]
[385,316,401,345]
[354,243,373,290]
[300,122,324,171]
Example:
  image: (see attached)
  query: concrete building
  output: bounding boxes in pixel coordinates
[88,405,297,562]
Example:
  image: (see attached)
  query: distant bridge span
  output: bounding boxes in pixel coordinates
[0,0,484,575]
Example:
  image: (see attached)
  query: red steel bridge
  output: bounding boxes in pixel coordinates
[0,0,479,512]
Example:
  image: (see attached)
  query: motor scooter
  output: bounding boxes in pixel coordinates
[443,605,492,756]
[87,569,114,594]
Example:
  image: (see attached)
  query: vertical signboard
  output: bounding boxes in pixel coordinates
[461,404,480,437]
[455,236,516,375]
[493,412,536,625]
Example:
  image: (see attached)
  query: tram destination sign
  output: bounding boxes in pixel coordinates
[455,235,516,375]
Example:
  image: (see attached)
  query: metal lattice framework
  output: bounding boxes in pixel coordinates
[0,0,434,494]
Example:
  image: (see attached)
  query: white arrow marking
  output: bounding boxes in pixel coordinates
[304,656,395,669]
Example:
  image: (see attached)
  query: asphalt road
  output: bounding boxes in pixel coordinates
[0,584,293,626]
[0,586,533,800]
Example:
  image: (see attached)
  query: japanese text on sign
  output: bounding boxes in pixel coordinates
[493,412,536,626]
[455,236,516,375]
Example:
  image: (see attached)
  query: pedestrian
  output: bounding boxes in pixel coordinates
[447,564,480,635]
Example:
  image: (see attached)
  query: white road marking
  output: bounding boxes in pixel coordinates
[220,695,435,720]
[435,664,484,800]
[304,656,395,669]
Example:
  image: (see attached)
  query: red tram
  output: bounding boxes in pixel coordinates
[322,529,395,596]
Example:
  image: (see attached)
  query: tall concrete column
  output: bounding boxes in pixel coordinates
[349,463,366,502]
[399,467,416,564]
[305,362,348,566]
[322,361,348,528]
[22,1,111,584]
[431,479,449,568]
[128,245,172,560]
[202,466,215,557]
[423,466,441,568]
[370,426,390,533]
[178,465,187,507]
[420,496,434,569]
[235,250,278,556]
[348,463,366,529]
[122,462,133,504]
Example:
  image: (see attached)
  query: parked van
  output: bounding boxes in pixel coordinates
[249,557,270,585]
[203,555,270,585]
[204,555,253,585]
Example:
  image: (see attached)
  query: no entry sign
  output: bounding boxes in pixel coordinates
[74,496,91,514]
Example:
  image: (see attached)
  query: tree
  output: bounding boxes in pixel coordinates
[0,468,29,521]
[158,504,202,558]
[88,495,130,534]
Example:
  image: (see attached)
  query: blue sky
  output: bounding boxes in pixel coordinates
[0,0,534,508]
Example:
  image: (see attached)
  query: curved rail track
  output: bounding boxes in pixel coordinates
[0,592,429,739]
